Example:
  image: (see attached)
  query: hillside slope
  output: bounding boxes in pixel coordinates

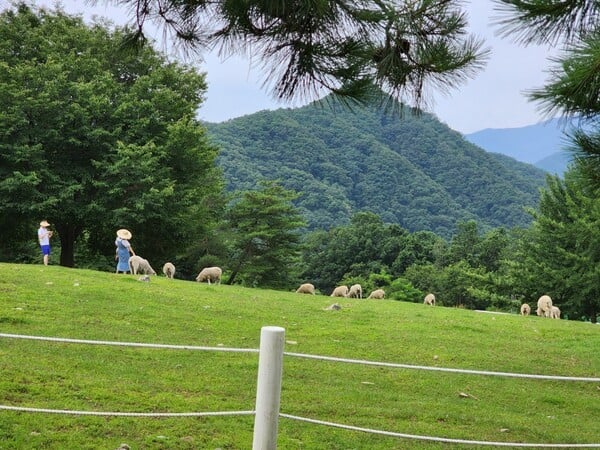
[1,263,599,449]
[206,97,547,237]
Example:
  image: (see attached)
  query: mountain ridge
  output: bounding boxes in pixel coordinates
[206,98,548,238]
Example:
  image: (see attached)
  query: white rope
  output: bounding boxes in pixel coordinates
[0,405,255,417]
[2,333,598,447]
[0,333,258,353]
[2,333,599,381]
[280,413,600,448]
[283,352,600,382]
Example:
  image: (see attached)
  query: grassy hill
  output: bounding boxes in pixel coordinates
[1,263,599,449]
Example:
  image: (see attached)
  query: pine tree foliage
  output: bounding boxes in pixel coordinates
[225,181,306,287]
[104,0,489,109]
[509,166,600,322]
[494,0,600,188]
[494,0,600,45]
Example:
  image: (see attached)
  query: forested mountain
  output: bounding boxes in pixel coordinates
[206,97,548,238]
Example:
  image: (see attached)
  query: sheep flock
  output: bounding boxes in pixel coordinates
[120,257,563,320]
[519,295,560,319]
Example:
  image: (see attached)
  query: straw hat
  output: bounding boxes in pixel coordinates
[40,220,50,227]
[116,229,132,240]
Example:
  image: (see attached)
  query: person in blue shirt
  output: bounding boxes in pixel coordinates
[115,229,135,273]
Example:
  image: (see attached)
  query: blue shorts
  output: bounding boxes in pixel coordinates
[41,245,51,256]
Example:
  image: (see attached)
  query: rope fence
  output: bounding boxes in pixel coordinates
[1,330,599,449]
[0,405,254,417]
[2,332,598,382]
[0,332,258,353]
[279,414,600,448]
[283,351,600,382]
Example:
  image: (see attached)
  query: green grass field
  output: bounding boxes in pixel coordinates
[0,263,599,449]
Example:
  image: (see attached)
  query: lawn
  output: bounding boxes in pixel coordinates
[0,263,599,449]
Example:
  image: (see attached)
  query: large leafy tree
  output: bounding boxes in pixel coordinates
[391,230,447,273]
[224,181,306,287]
[494,0,600,187]
[107,0,489,109]
[0,5,224,267]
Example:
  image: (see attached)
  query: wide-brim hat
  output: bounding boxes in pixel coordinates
[116,229,132,240]
[40,220,50,227]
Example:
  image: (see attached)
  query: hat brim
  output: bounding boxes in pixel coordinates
[116,229,132,240]
[40,221,50,227]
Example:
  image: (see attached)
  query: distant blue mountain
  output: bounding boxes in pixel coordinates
[464,118,577,175]
[535,152,573,175]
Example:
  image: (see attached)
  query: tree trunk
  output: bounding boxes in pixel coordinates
[56,224,80,267]
[226,258,246,285]
[226,269,238,285]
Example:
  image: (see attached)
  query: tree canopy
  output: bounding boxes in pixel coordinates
[0,4,224,267]
[105,0,489,109]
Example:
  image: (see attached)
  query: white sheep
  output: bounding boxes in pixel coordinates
[520,303,531,316]
[423,293,436,306]
[128,255,156,275]
[162,262,175,279]
[330,285,349,297]
[296,283,315,294]
[348,284,363,299]
[367,289,385,299]
[536,295,553,318]
[196,266,222,284]
[550,305,561,319]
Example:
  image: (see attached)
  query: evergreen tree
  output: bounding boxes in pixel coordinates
[225,181,306,287]
[447,220,480,266]
[510,167,600,322]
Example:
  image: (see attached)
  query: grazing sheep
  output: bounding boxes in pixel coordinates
[162,262,175,279]
[367,289,385,299]
[520,303,531,316]
[348,284,363,299]
[536,295,553,318]
[423,293,436,306]
[296,283,315,294]
[330,285,349,297]
[128,255,156,275]
[551,305,561,319]
[196,266,222,285]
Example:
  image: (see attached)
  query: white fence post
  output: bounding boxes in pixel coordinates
[252,326,285,450]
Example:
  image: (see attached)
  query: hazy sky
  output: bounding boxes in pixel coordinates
[22,0,558,134]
